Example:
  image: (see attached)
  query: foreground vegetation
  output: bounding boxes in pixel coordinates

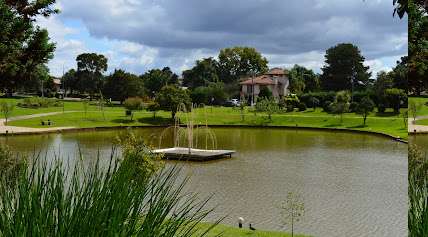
[0,136,221,236]
[409,144,428,236]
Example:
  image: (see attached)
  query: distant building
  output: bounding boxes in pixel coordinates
[52,78,62,92]
[239,68,290,104]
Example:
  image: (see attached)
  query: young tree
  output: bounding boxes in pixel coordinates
[156,86,191,120]
[321,43,371,91]
[258,97,279,121]
[409,101,422,122]
[146,101,160,119]
[124,97,144,121]
[281,192,305,237]
[356,97,375,126]
[0,102,14,125]
[331,91,351,123]
[82,100,89,120]
[385,88,407,114]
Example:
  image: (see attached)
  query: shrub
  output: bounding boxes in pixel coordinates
[17,97,63,108]
[349,102,358,112]
[297,102,307,111]
[377,103,386,113]
[323,100,332,112]
[286,104,295,112]
[124,97,144,121]
[258,86,273,99]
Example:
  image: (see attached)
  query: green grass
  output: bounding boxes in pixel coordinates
[409,97,428,116]
[193,223,308,237]
[3,97,407,139]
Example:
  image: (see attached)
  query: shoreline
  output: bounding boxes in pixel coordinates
[0,124,408,144]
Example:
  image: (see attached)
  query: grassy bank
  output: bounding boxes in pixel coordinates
[194,223,308,237]
[409,97,428,116]
[1,98,407,139]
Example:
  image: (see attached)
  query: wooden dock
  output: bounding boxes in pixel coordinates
[153,147,235,161]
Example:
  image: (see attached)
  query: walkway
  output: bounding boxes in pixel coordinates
[0,112,77,134]
[409,115,428,133]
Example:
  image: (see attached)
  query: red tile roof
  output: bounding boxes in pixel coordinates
[266,68,287,75]
[240,75,276,85]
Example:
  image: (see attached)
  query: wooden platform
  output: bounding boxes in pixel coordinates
[153,147,235,161]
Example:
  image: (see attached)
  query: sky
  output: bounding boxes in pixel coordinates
[37,0,408,78]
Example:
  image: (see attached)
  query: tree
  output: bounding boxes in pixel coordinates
[146,101,160,119]
[218,47,268,83]
[0,0,57,94]
[257,97,279,121]
[190,82,227,105]
[75,53,108,96]
[142,67,178,97]
[408,1,428,95]
[0,102,14,125]
[62,69,77,95]
[409,101,422,121]
[385,88,406,113]
[321,43,371,91]
[331,91,351,123]
[156,86,191,120]
[258,86,272,99]
[82,100,89,120]
[281,192,305,237]
[288,65,320,94]
[182,58,219,89]
[103,70,144,103]
[124,97,144,121]
[307,97,320,111]
[356,97,375,126]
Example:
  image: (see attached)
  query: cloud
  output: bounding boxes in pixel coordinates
[40,0,407,76]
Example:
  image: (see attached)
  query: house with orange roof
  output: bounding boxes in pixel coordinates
[239,68,290,104]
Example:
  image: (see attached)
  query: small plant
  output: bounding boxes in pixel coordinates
[356,97,375,126]
[124,97,144,121]
[240,101,246,121]
[402,110,408,129]
[281,192,305,237]
[82,100,89,119]
[409,101,422,121]
[297,102,306,112]
[0,102,14,125]
[147,101,161,119]
[331,91,350,123]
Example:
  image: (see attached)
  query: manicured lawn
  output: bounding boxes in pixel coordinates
[7,104,408,139]
[194,223,309,237]
[409,97,428,116]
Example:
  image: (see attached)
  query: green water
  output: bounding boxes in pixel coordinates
[1,128,407,237]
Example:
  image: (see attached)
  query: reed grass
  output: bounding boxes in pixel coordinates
[0,143,219,236]
[409,144,428,236]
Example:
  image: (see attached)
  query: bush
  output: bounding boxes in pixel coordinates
[286,104,295,112]
[258,86,273,99]
[297,102,307,111]
[124,97,144,120]
[300,91,335,108]
[323,100,332,112]
[17,97,63,108]
[349,102,358,112]
[377,104,386,113]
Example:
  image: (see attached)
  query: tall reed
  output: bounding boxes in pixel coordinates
[409,144,428,236]
[0,142,219,236]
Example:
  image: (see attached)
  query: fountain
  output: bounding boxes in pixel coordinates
[154,103,235,161]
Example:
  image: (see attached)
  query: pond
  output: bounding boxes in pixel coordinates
[1,128,407,237]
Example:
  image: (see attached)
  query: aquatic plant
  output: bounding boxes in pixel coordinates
[409,144,428,236]
[0,143,219,236]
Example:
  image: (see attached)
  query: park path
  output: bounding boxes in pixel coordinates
[0,111,77,134]
[409,115,428,133]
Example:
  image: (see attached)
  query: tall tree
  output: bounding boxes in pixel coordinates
[103,69,144,103]
[141,67,178,97]
[321,43,371,91]
[218,47,268,83]
[288,65,320,94]
[0,0,57,94]
[182,57,219,89]
[408,0,428,95]
[62,69,77,95]
[75,53,108,96]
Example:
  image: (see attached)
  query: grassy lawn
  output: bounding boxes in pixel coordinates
[194,223,309,237]
[409,97,428,116]
[7,103,408,139]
